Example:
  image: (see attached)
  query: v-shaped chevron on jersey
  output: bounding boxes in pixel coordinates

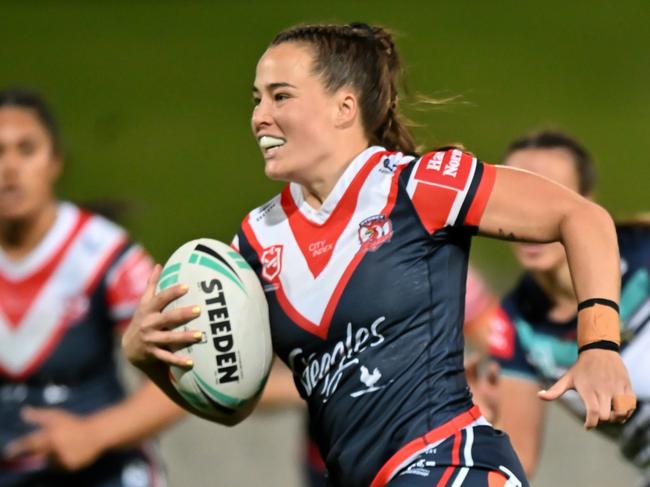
[0,205,127,379]
[242,150,407,339]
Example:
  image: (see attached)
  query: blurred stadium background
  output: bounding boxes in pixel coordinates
[4,1,648,485]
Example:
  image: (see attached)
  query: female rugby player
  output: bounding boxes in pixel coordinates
[488,130,650,485]
[123,24,634,486]
[0,88,183,486]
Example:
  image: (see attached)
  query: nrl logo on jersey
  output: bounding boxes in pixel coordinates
[358,215,393,251]
[261,245,283,282]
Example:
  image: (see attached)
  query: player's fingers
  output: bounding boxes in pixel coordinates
[485,360,500,385]
[582,391,601,430]
[4,431,49,459]
[150,283,189,312]
[598,392,613,423]
[538,372,573,401]
[20,407,62,426]
[611,393,637,423]
[144,329,204,348]
[159,305,201,329]
[141,264,162,302]
[152,347,194,369]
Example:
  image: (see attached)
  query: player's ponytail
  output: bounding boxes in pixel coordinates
[271,23,417,155]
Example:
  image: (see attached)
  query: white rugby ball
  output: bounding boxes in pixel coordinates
[157,238,272,418]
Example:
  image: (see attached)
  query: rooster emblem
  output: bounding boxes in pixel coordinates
[350,365,387,398]
[360,366,381,388]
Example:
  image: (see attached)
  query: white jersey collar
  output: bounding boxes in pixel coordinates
[288,146,386,224]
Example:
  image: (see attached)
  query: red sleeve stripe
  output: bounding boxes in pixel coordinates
[465,163,496,227]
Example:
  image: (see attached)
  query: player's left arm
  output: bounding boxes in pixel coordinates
[478,165,635,429]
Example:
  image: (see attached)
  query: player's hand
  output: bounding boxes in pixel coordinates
[538,349,636,429]
[4,407,102,471]
[465,354,500,423]
[121,264,202,370]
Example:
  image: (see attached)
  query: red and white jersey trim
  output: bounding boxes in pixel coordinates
[105,244,153,325]
[0,203,128,379]
[242,147,411,339]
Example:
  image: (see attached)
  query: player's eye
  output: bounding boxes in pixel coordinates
[252,96,261,106]
[274,93,290,102]
[17,139,37,156]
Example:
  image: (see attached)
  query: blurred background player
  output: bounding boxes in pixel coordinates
[488,130,650,485]
[0,88,183,487]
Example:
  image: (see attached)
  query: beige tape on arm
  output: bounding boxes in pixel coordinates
[577,303,621,348]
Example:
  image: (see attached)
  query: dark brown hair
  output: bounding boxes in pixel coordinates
[504,130,596,195]
[271,23,417,155]
[0,87,62,156]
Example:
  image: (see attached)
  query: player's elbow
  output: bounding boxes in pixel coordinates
[561,199,614,239]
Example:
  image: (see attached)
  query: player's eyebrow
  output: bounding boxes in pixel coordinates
[252,82,297,93]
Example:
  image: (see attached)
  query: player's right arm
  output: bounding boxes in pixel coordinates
[121,265,254,426]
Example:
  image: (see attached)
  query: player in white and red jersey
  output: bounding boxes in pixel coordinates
[0,88,182,487]
[124,23,633,487]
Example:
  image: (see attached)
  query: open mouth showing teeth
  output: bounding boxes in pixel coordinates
[258,135,286,150]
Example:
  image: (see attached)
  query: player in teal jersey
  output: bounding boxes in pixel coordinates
[488,130,650,486]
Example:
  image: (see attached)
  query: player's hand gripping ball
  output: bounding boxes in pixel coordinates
[157,239,273,418]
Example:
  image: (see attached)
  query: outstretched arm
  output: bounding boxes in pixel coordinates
[479,165,635,429]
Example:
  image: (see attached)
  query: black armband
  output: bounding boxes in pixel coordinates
[578,340,621,354]
[577,298,619,313]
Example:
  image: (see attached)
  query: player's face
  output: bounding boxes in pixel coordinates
[0,107,60,222]
[251,42,341,182]
[505,148,581,273]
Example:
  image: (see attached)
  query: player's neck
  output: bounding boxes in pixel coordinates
[300,137,369,209]
[532,261,577,322]
[0,201,58,260]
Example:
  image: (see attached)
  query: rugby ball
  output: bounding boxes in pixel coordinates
[157,238,272,419]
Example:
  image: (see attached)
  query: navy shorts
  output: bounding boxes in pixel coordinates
[384,426,528,487]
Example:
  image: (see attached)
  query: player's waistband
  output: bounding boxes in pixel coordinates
[370,405,486,487]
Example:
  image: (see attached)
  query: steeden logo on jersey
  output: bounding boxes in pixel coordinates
[358,215,393,251]
[261,245,283,282]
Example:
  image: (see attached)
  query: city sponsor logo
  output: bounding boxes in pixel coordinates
[261,245,283,282]
[358,215,393,251]
[200,278,240,384]
[288,317,385,402]
[308,240,333,257]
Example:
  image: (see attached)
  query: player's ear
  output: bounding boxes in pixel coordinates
[333,89,359,129]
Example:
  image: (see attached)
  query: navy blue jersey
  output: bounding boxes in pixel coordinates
[489,225,650,473]
[0,202,163,486]
[235,147,526,486]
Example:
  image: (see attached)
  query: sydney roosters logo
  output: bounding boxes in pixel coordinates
[358,215,393,251]
[261,245,283,282]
